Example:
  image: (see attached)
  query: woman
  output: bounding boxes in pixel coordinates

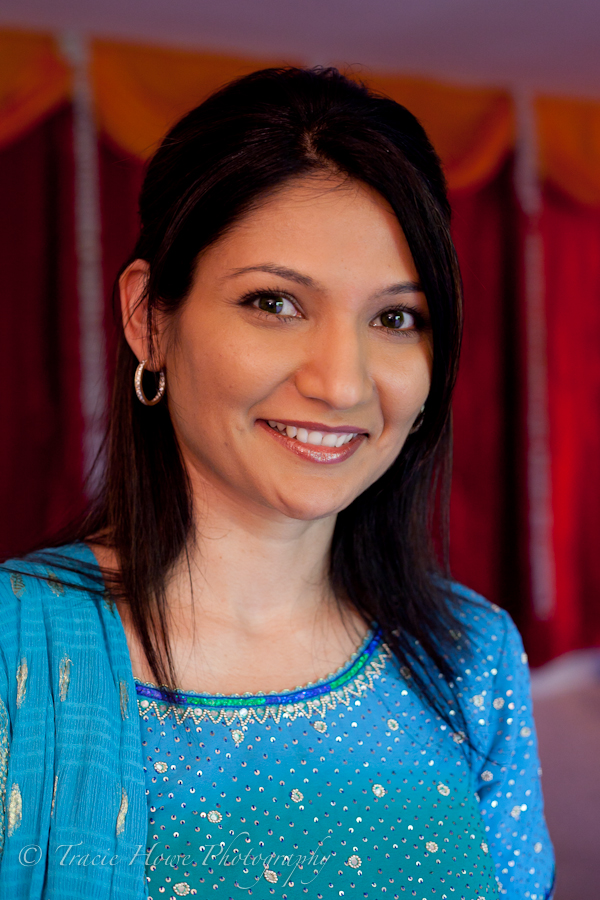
[0,67,554,899]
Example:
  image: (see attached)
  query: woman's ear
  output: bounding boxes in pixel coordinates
[120,259,162,368]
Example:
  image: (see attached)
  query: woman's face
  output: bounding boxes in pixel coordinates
[134,175,433,522]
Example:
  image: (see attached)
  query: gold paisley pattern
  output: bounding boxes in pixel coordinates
[119,680,129,720]
[9,573,25,599]
[103,591,116,615]
[116,787,128,836]
[0,699,9,853]
[51,775,58,817]
[59,655,71,702]
[46,570,64,597]
[7,783,22,836]
[16,658,27,709]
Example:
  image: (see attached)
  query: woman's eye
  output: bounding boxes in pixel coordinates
[254,294,298,316]
[376,309,416,330]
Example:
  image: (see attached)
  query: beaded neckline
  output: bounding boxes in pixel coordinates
[135,627,391,726]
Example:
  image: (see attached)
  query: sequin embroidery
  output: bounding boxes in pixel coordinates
[136,597,554,900]
[136,629,389,727]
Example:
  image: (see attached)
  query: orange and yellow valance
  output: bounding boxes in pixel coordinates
[0,28,599,204]
[537,95,600,206]
[0,30,69,148]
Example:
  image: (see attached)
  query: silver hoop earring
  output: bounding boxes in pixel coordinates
[134,359,166,406]
[409,404,426,434]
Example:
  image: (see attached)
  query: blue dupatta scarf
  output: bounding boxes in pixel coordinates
[0,544,147,899]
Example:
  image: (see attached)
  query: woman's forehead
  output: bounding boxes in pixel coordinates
[198,174,417,286]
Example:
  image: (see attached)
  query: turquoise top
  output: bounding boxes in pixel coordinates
[0,544,554,899]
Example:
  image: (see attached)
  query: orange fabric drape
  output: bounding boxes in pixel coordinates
[0,30,70,150]
[537,95,600,207]
[91,41,514,192]
[367,75,514,191]
[2,30,600,207]
[91,41,295,160]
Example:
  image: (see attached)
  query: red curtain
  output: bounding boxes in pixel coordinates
[0,106,83,559]
[99,133,145,378]
[449,165,525,622]
[523,185,600,662]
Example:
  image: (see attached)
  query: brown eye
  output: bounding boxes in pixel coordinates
[257,296,284,313]
[378,309,415,330]
[253,294,298,316]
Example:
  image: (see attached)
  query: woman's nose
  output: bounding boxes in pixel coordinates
[293,323,374,410]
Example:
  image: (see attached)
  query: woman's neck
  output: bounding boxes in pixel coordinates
[89,477,368,694]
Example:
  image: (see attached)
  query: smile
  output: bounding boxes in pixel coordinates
[267,420,357,446]
[258,419,367,464]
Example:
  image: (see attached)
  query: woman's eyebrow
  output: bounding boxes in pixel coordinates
[377,281,423,297]
[224,264,318,288]
[224,265,422,299]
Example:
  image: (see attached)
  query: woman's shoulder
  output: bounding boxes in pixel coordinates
[0,541,106,631]
[0,541,103,588]
[445,579,517,632]
[0,542,116,701]
[443,579,528,676]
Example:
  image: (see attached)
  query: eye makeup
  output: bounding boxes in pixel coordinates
[236,286,429,336]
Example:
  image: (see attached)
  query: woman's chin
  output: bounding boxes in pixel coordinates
[268,488,356,522]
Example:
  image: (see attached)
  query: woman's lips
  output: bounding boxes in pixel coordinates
[257,419,366,464]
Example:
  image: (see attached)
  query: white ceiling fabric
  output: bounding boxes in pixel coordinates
[0,0,598,97]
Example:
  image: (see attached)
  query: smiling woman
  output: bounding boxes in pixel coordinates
[120,176,432,529]
[0,68,554,899]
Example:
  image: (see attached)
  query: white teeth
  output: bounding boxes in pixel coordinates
[267,420,359,448]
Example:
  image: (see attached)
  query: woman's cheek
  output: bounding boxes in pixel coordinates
[377,368,430,437]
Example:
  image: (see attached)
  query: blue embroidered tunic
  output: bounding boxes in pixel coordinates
[0,545,554,899]
[136,614,553,899]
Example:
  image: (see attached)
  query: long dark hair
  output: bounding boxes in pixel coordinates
[16,67,470,736]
